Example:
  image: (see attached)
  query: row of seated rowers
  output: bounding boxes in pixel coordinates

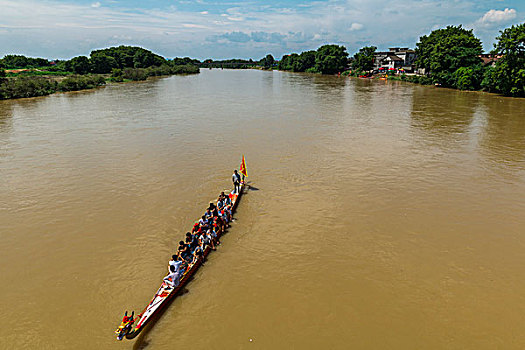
[162,190,235,289]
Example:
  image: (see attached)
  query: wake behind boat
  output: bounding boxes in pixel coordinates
[115,157,248,340]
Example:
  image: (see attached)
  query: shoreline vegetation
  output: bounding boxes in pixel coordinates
[1,23,523,100]
[0,46,200,100]
[273,23,524,97]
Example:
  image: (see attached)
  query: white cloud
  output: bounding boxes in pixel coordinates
[478,8,517,26]
[182,23,209,29]
[349,23,363,31]
[0,0,522,59]
[227,16,244,21]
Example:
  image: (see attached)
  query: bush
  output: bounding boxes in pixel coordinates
[399,75,434,85]
[0,77,56,99]
[122,68,148,81]
[57,75,106,92]
[171,64,199,74]
[118,64,199,81]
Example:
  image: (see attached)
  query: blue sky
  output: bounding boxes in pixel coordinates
[0,0,523,60]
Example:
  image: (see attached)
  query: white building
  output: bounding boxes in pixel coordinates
[373,48,417,73]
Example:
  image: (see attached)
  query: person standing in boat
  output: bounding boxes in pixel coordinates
[232,170,241,194]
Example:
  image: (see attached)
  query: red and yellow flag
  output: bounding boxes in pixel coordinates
[239,155,248,177]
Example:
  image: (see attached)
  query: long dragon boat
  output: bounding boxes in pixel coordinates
[115,162,247,340]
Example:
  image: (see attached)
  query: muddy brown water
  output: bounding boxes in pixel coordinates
[1,69,525,349]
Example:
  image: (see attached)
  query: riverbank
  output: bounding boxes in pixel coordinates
[344,70,434,84]
[0,65,199,100]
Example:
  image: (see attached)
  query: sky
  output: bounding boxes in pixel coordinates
[0,0,523,60]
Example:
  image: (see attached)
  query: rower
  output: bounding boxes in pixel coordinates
[215,214,224,231]
[232,170,241,194]
[192,245,204,264]
[168,254,182,274]
[224,193,232,206]
[206,228,217,250]
[177,240,186,253]
[183,235,194,261]
[190,233,200,251]
[163,264,182,289]
[181,244,192,263]
[192,222,200,233]
[211,225,220,246]
[198,231,207,249]
[223,203,232,222]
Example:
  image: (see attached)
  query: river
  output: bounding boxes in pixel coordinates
[1,69,525,349]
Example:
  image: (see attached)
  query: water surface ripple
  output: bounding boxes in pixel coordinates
[1,70,525,349]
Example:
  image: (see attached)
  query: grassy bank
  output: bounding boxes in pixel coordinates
[0,75,107,99]
[0,65,199,100]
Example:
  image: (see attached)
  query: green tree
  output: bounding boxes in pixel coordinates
[89,53,117,74]
[481,66,497,92]
[133,50,155,68]
[171,57,200,66]
[260,54,275,69]
[352,46,377,72]
[293,50,316,72]
[1,55,50,68]
[90,46,166,69]
[278,53,298,71]
[453,65,484,90]
[415,25,483,86]
[314,45,348,74]
[69,56,90,74]
[490,23,525,97]
[55,60,71,72]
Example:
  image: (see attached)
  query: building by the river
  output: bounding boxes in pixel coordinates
[373,48,417,73]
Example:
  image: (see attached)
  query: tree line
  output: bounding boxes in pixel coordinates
[274,23,523,97]
[0,46,200,100]
[1,23,523,98]
[277,45,349,74]
[0,46,200,74]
